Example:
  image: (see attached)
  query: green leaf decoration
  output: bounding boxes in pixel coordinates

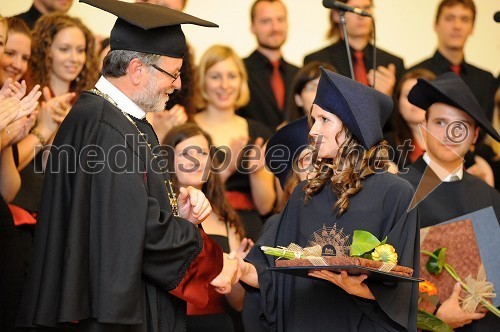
[426,247,447,275]
[417,310,453,332]
[350,230,381,257]
[380,236,387,245]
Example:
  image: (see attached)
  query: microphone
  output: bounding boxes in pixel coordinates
[323,0,372,17]
[494,11,500,23]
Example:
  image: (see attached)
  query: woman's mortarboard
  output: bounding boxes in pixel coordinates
[408,72,500,142]
[265,117,310,189]
[80,0,218,58]
[313,67,393,149]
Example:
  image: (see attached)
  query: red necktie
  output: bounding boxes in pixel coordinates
[450,65,461,76]
[270,60,285,110]
[353,51,369,86]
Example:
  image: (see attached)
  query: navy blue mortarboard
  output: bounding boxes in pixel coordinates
[265,117,310,189]
[313,67,393,149]
[80,0,217,58]
[408,72,500,142]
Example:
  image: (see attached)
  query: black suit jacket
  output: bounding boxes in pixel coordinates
[409,50,497,122]
[304,40,406,86]
[238,50,299,130]
[14,5,42,29]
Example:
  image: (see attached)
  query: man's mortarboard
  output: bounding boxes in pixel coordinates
[80,0,218,58]
[408,72,500,142]
[313,67,393,149]
[265,117,310,189]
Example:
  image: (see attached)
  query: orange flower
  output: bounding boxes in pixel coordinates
[419,280,438,296]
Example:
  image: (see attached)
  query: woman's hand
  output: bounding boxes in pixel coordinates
[9,80,42,120]
[1,116,33,148]
[42,87,74,124]
[236,237,254,259]
[308,270,375,300]
[150,104,188,142]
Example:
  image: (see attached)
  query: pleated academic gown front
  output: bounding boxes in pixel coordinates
[243,174,420,332]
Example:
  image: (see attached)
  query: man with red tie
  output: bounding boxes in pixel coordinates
[238,0,299,130]
[304,0,405,98]
[409,0,496,122]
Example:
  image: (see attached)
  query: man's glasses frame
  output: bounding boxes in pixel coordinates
[151,64,180,82]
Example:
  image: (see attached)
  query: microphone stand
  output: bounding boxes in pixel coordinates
[371,19,376,88]
[339,10,377,87]
[339,10,355,80]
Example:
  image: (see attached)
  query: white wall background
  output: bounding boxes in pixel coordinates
[1,0,499,75]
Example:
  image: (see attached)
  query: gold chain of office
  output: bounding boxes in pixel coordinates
[88,88,179,217]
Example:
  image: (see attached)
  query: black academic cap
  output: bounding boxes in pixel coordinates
[408,72,500,142]
[265,117,310,189]
[313,67,393,149]
[80,0,218,58]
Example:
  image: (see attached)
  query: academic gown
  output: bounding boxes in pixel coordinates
[400,156,500,332]
[243,173,420,332]
[16,91,223,331]
[399,156,500,229]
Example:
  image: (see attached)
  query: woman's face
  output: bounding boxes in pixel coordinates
[295,77,319,116]
[398,78,426,126]
[49,26,86,85]
[204,57,242,111]
[174,134,211,189]
[0,32,31,83]
[309,104,346,159]
[296,146,316,181]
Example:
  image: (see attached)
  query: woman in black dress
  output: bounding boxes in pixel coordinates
[239,68,419,332]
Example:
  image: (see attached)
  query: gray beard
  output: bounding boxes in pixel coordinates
[131,80,168,113]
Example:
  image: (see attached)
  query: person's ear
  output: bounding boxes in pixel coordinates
[294,93,304,107]
[471,126,480,145]
[128,58,146,86]
[331,10,340,25]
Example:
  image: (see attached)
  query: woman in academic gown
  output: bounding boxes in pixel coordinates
[239,68,420,332]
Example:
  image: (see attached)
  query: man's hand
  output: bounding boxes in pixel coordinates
[210,252,241,294]
[368,63,396,96]
[466,155,494,187]
[177,186,211,224]
[436,283,486,328]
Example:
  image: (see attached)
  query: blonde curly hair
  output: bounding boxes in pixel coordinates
[304,124,390,216]
[29,13,98,96]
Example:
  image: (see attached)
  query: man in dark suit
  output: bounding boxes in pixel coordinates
[237,0,299,130]
[409,0,496,122]
[14,0,73,29]
[304,0,405,97]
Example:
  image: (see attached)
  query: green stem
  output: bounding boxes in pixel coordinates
[421,250,500,318]
[443,264,500,319]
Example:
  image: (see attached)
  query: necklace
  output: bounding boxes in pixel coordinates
[88,88,179,216]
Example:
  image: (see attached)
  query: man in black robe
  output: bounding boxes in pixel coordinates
[16,1,239,330]
[400,72,500,331]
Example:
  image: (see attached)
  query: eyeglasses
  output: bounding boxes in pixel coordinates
[151,64,180,82]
